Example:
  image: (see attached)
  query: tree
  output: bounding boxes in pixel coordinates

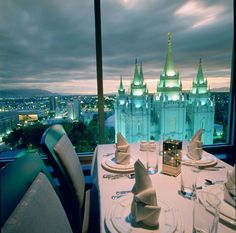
[3,123,47,149]
[2,128,23,148]
[21,123,47,148]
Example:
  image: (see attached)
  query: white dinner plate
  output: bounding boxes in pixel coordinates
[105,156,135,170]
[101,156,135,173]
[105,196,177,233]
[198,184,236,227]
[181,150,217,167]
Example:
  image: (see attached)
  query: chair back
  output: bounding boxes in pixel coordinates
[40,124,85,233]
[1,152,73,233]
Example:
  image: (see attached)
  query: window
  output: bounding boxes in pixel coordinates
[0,1,234,155]
[0,0,99,153]
[101,0,234,146]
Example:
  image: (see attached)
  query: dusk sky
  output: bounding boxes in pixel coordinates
[0,0,233,95]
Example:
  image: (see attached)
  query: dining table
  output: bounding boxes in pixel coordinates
[93,143,235,233]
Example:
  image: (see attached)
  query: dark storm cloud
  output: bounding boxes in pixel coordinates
[102,0,233,69]
[0,0,233,93]
[0,0,95,80]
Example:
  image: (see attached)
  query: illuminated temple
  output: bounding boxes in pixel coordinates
[115,33,215,144]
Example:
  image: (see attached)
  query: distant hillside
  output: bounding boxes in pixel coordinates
[211,87,230,92]
[0,89,56,98]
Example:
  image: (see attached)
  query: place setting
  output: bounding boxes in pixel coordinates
[197,164,236,228]
[181,129,218,168]
[104,159,184,233]
[101,133,136,173]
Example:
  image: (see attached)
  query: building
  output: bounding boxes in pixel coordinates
[115,33,215,145]
[72,98,81,120]
[186,59,215,144]
[49,96,57,112]
[67,99,81,121]
[115,61,151,142]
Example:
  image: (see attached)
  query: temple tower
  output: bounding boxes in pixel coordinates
[115,60,151,142]
[187,59,215,144]
[115,33,215,145]
[153,33,186,140]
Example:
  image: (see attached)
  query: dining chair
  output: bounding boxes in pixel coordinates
[40,124,100,233]
[1,152,73,233]
[90,146,98,186]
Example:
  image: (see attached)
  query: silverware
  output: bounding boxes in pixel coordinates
[112,173,135,179]
[103,152,114,157]
[198,166,225,171]
[205,179,225,185]
[103,173,135,179]
[116,190,132,195]
[111,195,125,200]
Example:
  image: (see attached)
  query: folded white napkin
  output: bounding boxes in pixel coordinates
[131,160,161,227]
[224,164,236,207]
[187,129,203,160]
[115,133,130,164]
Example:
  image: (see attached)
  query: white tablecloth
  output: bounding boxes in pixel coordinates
[94,143,235,233]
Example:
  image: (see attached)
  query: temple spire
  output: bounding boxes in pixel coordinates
[164,32,176,76]
[118,75,125,94]
[133,58,142,85]
[196,58,204,84]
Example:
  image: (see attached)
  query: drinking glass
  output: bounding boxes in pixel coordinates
[147,142,159,175]
[180,165,198,199]
[158,135,164,156]
[193,192,221,233]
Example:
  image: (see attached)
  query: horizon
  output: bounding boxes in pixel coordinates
[0,86,231,99]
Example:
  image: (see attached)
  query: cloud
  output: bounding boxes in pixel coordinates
[0,0,233,94]
[174,1,225,29]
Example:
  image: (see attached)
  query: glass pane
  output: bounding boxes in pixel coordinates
[0,0,98,153]
[101,0,233,145]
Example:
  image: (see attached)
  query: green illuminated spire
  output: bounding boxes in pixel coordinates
[164,32,176,76]
[131,59,147,96]
[118,75,125,94]
[196,58,204,84]
[191,59,208,95]
[133,58,142,85]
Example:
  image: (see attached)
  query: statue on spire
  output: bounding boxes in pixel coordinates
[168,32,172,45]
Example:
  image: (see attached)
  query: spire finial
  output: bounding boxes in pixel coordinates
[164,32,175,76]
[168,32,172,45]
[135,58,138,64]
[118,74,124,94]
[200,58,202,64]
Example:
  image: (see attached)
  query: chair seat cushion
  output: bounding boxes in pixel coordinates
[2,172,73,233]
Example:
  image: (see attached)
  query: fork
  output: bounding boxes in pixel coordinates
[103,173,135,179]
[103,152,114,157]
